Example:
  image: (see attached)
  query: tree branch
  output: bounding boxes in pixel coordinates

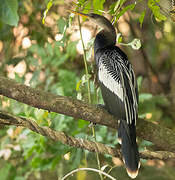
[1,76,175,152]
[0,110,175,160]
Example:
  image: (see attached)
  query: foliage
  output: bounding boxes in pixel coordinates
[0,0,19,26]
[147,0,167,21]
[0,0,175,180]
[0,0,172,27]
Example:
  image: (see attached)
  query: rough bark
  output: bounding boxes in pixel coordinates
[0,110,175,160]
[1,76,175,153]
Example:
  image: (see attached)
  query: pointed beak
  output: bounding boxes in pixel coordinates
[68,10,90,19]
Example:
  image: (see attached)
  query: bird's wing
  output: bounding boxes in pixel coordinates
[117,59,138,125]
[98,48,138,125]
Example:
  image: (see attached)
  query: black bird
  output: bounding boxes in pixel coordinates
[71,11,140,178]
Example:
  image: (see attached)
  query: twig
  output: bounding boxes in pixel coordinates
[61,168,117,180]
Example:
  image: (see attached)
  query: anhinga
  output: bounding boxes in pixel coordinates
[70,10,140,178]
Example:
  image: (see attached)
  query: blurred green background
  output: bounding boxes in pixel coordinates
[0,0,175,179]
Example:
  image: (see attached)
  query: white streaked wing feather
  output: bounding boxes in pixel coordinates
[98,49,138,125]
[98,62,123,101]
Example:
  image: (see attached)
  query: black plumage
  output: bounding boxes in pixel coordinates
[95,46,140,178]
[71,11,140,178]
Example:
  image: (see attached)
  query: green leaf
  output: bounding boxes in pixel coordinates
[46,43,54,56]
[148,0,167,21]
[116,33,123,43]
[77,0,86,6]
[82,1,91,14]
[58,69,78,96]
[139,10,146,27]
[14,177,25,180]
[137,76,143,91]
[66,41,77,60]
[140,140,153,147]
[93,0,105,12]
[0,0,19,26]
[114,3,136,22]
[114,0,127,12]
[55,41,64,47]
[139,93,153,102]
[57,18,67,34]
[0,163,11,180]
[76,80,82,91]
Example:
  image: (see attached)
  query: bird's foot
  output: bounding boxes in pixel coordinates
[89,104,108,128]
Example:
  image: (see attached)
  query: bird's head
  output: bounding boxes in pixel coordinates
[69,10,114,33]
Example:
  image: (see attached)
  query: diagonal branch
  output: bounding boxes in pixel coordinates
[0,110,119,158]
[0,110,175,160]
[1,76,175,152]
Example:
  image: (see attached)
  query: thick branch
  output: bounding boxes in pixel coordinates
[0,110,175,160]
[1,76,175,152]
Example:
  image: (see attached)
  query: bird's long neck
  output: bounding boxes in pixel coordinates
[94,23,116,53]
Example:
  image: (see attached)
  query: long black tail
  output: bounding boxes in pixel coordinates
[118,120,140,179]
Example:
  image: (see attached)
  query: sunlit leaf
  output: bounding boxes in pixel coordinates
[77,0,86,6]
[139,10,146,27]
[114,1,121,12]
[76,80,82,91]
[148,0,167,21]
[116,33,123,43]
[82,1,91,14]
[93,0,105,12]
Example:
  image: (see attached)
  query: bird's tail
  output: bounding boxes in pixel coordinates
[118,120,140,179]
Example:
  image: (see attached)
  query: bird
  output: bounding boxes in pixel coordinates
[70,10,140,178]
